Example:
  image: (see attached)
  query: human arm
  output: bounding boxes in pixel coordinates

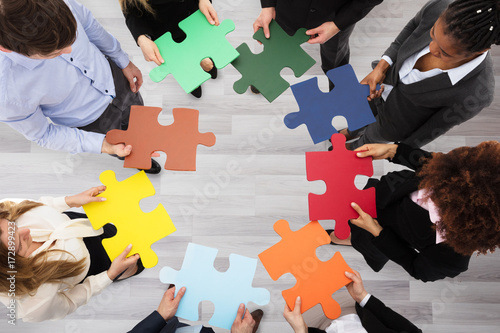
[63,186,107,208]
[231,304,256,333]
[199,0,219,26]
[344,270,370,304]
[283,296,308,333]
[253,7,276,38]
[355,143,432,171]
[360,59,390,100]
[357,296,422,333]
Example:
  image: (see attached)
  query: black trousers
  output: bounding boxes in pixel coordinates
[78,58,144,135]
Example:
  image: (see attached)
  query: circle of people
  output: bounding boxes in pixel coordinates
[1,0,500,332]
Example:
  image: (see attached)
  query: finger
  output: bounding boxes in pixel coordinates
[210,8,219,26]
[351,202,365,216]
[90,196,106,202]
[135,72,143,91]
[121,145,132,157]
[151,152,161,157]
[293,296,302,313]
[263,23,271,39]
[307,35,323,44]
[155,49,164,64]
[252,21,261,34]
[175,286,186,301]
[344,271,359,282]
[236,303,245,320]
[152,53,162,66]
[128,76,136,93]
[305,27,320,36]
[203,9,215,25]
[243,309,254,324]
[118,244,133,259]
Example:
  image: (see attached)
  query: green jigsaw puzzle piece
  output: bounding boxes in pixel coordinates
[149,10,239,94]
[231,20,316,102]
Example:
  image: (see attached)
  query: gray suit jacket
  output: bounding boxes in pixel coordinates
[375,0,494,147]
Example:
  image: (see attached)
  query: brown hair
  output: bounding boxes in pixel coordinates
[0,0,77,56]
[119,0,154,15]
[0,201,86,297]
[418,141,500,256]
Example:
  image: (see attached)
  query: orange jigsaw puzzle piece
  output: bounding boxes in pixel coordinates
[106,106,216,171]
[259,220,353,319]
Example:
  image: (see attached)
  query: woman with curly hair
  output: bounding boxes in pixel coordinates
[0,187,142,322]
[329,141,500,282]
[119,0,219,98]
[340,0,500,149]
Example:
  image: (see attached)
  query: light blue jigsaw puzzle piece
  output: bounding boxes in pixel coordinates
[284,64,377,144]
[159,243,270,330]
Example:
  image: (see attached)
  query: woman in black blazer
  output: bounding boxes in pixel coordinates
[119,0,219,98]
[334,141,500,282]
[343,0,500,149]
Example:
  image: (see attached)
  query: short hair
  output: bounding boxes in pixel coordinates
[0,0,77,56]
[443,0,500,53]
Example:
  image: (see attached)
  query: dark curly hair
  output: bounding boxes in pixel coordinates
[443,0,500,53]
[418,141,500,256]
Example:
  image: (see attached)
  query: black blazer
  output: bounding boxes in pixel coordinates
[260,0,383,33]
[351,143,470,282]
[308,296,421,333]
[128,311,214,333]
[123,0,199,42]
[375,0,494,147]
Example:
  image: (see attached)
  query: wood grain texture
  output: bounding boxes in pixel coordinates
[1,0,500,332]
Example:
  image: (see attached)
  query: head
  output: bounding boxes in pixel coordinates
[118,0,154,15]
[0,0,77,58]
[430,0,500,65]
[418,141,500,256]
[0,201,86,297]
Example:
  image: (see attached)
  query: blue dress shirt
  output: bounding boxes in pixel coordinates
[0,0,130,154]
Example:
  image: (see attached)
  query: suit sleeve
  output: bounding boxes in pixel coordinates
[388,143,432,171]
[356,296,422,333]
[123,6,157,43]
[261,0,277,8]
[372,228,469,282]
[128,312,180,333]
[331,0,383,31]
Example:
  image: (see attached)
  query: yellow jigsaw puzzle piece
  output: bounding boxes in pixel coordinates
[83,170,176,268]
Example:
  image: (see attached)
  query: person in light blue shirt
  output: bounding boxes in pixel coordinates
[0,0,161,173]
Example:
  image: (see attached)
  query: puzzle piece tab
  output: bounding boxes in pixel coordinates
[106,106,216,171]
[259,220,353,319]
[149,10,239,93]
[306,134,377,239]
[160,243,270,330]
[231,19,316,102]
[284,65,377,144]
[83,170,176,268]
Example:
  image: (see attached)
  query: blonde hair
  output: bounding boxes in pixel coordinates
[0,201,87,297]
[119,0,155,15]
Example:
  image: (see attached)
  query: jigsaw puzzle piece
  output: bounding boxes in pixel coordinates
[106,106,216,171]
[160,243,270,330]
[282,252,352,319]
[284,64,377,144]
[231,19,315,102]
[83,170,176,268]
[149,10,238,93]
[259,220,353,319]
[306,134,376,239]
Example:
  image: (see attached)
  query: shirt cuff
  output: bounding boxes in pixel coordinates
[381,55,393,67]
[112,50,131,70]
[81,131,106,154]
[38,196,71,212]
[359,294,372,308]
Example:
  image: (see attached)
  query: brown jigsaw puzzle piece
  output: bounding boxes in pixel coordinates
[106,106,216,171]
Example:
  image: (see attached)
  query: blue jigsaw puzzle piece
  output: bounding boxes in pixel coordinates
[284,64,377,144]
[159,243,270,330]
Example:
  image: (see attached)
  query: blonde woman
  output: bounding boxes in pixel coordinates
[120,0,219,98]
[0,187,141,322]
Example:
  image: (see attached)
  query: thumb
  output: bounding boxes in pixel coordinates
[263,24,271,39]
[306,27,320,36]
[236,303,245,320]
[293,296,302,313]
[351,202,365,216]
[118,244,133,259]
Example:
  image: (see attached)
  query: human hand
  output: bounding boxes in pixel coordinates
[283,296,308,333]
[65,186,106,208]
[354,143,398,160]
[344,270,368,304]
[350,202,383,237]
[101,138,132,157]
[253,7,276,38]
[157,286,186,321]
[137,35,164,66]
[306,21,339,44]
[199,0,219,25]
[107,244,140,280]
[122,61,143,93]
[231,304,255,333]
[360,59,390,100]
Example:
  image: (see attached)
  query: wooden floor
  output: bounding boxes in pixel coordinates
[2,0,500,332]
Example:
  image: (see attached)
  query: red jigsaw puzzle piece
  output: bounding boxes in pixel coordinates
[106,106,216,171]
[306,134,376,240]
[259,220,353,319]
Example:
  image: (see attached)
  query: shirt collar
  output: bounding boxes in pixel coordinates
[1,51,47,70]
[446,51,488,85]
